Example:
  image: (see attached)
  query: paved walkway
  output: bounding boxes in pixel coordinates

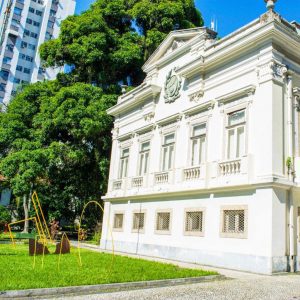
[47,243,300,300]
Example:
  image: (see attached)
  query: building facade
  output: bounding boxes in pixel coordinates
[100,2,300,274]
[0,0,76,105]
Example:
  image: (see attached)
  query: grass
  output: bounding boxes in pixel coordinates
[0,243,217,291]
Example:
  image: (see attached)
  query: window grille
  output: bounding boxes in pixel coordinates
[156,212,171,231]
[132,213,145,231]
[113,213,123,230]
[223,210,245,234]
[185,211,203,232]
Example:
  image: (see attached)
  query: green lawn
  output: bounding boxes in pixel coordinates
[0,243,217,291]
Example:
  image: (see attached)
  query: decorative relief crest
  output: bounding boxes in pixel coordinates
[164,68,182,104]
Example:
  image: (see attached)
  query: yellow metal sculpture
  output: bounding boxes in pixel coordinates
[7,193,115,274]
[77,200,115,274]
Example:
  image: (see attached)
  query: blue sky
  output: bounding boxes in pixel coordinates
[75,0,300,37]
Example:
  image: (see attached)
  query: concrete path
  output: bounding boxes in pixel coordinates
[44,243,300,300]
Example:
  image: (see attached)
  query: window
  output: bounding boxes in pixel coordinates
[161,133,175,171]
[138,141,150,176]
[155,210,171,234]
[226,109,246,160]
[23,68,31,74]
[16,65,23,72]
[0,70,9,80]
[14,7,22,16]
[23,29,30,37]
[33,21,40,27]
[6,44,14,52]
[13,77,20,84]
[184,209,205,236]
[191,124,206,166]
[0,84,5,92]
[21,41,27,48]
[220,206,248,238]
[132,212,145,233]
[28,43,36,50]
[47,20,54,28]
[113,213,124,231]
[29,7,35,13]
[50,9,56,16]
[12,18,20,25]
[26,18,33,25]
[3,57,11,64]
[30,32,38,39]
[45,32,52,40]
[119,148,129,178]
[36,10,43,16]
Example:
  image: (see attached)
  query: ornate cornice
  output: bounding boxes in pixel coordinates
[216,85,256,105]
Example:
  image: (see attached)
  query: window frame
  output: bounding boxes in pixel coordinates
[138,141,150,176]
[118,147,130,179]
[190,123,207,167]
[112,211,125,232]
[183,208,206,237]
[225,109,246,160]
[154,209,172,235]
[161,133,176,172]
[132,210,146,234]
[220,205,248,239]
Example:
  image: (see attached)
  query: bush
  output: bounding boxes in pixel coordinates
[0,205,10,224]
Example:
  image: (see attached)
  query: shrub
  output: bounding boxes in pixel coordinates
[0,205,11,224]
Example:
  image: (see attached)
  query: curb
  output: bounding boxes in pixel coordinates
[0,275,225,299]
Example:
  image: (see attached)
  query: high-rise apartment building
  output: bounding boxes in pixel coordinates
[0,0,76,105]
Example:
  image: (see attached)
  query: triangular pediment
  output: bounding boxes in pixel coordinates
[143,27,214,72]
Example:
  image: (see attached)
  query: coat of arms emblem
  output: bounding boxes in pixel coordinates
[164,68,182,103]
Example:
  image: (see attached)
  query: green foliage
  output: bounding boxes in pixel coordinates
[0,0,204,224]
[0,244,216,290]
[0,205,10,224]
[40,0,203,85]
[0,80,117,221]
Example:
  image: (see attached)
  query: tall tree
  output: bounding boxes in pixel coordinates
[129,0,203,58]
[0,80,116,226]
[40,0,203,85]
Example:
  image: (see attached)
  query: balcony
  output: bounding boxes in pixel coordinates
[154,172,169,185]
[9,25,19,36]
[219,159,241,176]
[2,63,11,71]
[112,180,122,190]
[15,1,24,9]
[183,166,201,181]
[132,177,143,188]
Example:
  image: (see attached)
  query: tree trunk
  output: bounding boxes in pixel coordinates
[22,191,32,233]
[22,195,29,233]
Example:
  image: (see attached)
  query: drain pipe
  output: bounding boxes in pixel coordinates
[287,74,295,272]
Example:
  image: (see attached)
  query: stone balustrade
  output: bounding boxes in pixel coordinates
[113,180,122,190]
[183,166,201,180]
[132,176,143,188]
[154,172,169,184]
[219,159,241,176]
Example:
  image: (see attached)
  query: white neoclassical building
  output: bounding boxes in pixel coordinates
[100,1,300,274]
